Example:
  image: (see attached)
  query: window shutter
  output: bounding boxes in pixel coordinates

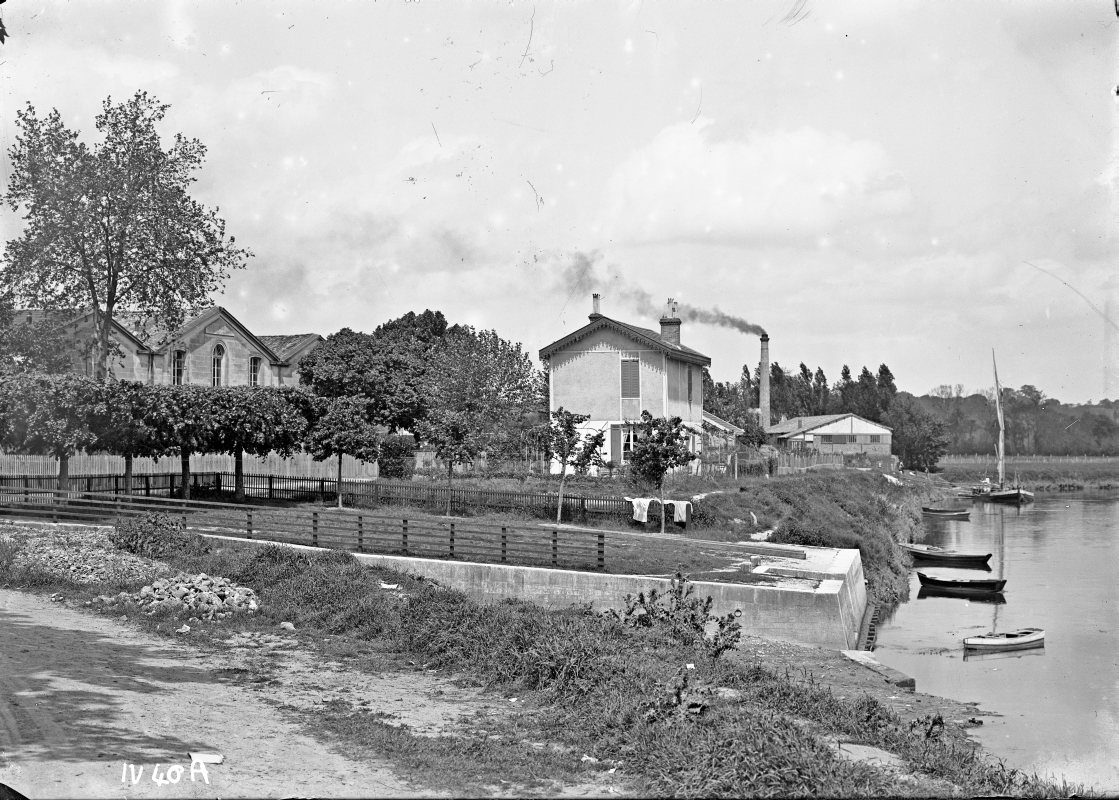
[621,359,640,399]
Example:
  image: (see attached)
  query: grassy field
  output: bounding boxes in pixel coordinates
[0,528,1088,798]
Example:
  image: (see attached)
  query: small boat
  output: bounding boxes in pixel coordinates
[918,587,1005,604]
[921,506,971,519]
[900,543,991,568]
[963,627,1045,650]
[987,486,1035,506]
[987,353,1035,505]
[917,572,1006,595]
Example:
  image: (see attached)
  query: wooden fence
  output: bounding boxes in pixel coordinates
[0,472,638,523]
[0,490,606,572]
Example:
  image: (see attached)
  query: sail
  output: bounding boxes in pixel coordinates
[992,350,1005,487]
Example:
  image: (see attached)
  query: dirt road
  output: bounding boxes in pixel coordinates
[0,589,485,799]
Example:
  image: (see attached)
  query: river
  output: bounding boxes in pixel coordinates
[872,494,1119,793]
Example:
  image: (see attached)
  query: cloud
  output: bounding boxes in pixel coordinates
[599,119,911,245]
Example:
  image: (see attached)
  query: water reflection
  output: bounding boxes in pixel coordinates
[873,494,1119,793]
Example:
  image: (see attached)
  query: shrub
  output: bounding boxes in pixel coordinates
[109,513,209,560]
[379,435,416,479]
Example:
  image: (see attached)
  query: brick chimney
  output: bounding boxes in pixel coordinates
[759,333,771,429]
[659,298,681,345]
[589,293,603,321]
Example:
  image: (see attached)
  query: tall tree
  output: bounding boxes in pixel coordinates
[884,395,950,471]
[2,92,251,378]
[144,385,218,501]
[875,364,897,417]
[415,327,541,514]
[627,411,697,533]
[304,395,382,509]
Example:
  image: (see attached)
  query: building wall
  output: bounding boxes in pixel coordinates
[665,357,703,425]
[158,320,278,387]
[549,328,669,420]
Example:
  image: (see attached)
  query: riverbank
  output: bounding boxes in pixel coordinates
[0,521,1087,797]
[938,460,1119,492]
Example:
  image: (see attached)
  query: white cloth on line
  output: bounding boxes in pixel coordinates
[671,500,691,523]
[625,497,654,522]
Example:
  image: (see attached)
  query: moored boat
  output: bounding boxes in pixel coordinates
[987,486,1035,506]
[963,627,1044,650]
[899,543,991,568]
[917,571,1006,594]
[921,506,971,519]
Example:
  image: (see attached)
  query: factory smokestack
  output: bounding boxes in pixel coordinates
[759,333,771,429]
[659,298,681,345]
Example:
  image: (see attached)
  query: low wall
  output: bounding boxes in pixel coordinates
[204,533,866,650]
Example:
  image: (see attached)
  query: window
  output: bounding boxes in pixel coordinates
[212,344,225,387]
[621,427,637,461]
[172,350,186,385]
[621,358,640,399]
[868,435,881,444]
[249,356,262,387]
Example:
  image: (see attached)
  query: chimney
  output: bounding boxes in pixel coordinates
[589,293,602,321]
[759,333,771,429]
[659,297,681,345]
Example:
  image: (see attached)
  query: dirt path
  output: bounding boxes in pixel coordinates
[0,589,496,799]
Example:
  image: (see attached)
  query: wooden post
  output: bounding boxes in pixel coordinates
[113,475,119,495]
[552,529,558,567]
[449,521,455,559]
[145,475,151,497]
[597,531,605,571]
[580,497,587,523]
[312,511,319,547]
[22,475,29,504]
[268,475,274,500]
[501,526,507,563]
[246,509,253,539]
[357,515,364,552]
[402,518,409,555]
[318,478,325,502]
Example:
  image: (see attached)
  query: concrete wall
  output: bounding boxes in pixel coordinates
[207,534,866,650]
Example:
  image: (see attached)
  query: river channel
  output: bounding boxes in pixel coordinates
[872,494,1119,793]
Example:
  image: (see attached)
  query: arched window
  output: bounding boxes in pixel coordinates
[212,344,225,387]
[172,350,186,385]
[249,356,262,387]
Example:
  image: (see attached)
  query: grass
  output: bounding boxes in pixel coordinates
[0,523,1093,798]
[938,459,1119,491]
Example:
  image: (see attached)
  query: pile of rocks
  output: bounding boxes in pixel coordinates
[93,572,259,620]
[8,526,169,585]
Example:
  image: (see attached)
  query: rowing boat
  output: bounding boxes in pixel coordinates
[899,543,991,568]
[921,506,971,519]
[963,627,1045,650]
[917,572,1006,595]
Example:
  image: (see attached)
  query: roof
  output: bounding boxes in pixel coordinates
[258,333,323,361]
[702,410,745,435]
[767,413,893,437]
[538,314,711,366]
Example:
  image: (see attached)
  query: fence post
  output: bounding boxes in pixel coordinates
[246,509,253,539]
[357,515,364,552]
[268,475,274,500]
[449,521,455,559]
[597,531,605,571]
[580,497,587,524]
[113,475,119,495]
[145,475,151,497]
[402,518,409,555]
[312,511,319,547]
[318,478,325,502]
[501,526,507,563]
[170,472,176,498]
[552,529,558,567]
[23,475,29,504]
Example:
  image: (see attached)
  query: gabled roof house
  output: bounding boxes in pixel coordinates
[538,295,711,469]
[767,413,892,456]
[16,306,322,388]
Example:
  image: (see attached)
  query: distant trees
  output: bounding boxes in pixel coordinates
[1,92,251,379]
[883,395,950,471]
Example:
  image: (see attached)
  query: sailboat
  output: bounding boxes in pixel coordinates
[987,350,1035,505]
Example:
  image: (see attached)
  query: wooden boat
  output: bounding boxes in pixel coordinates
[917,572,1006,595]
[921,506,971,519]
[963,627,1044,650]
[899,542,991,568]
[918,587,1005,604]
[987,352,1035,505]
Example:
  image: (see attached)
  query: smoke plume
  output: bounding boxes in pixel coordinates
[540,249,767,337]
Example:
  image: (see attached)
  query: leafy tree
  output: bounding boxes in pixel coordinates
[884,394,950,471]
[304,395,382,509]
[144,385,218,501]
[544,407,605,522]
[2,92,251,379]
[379,434,417,479]
[0,373,102,491]
[416,327,542,514]
[209,387,310,502]
[875,364,897,416]
[0,301,80,375]
[89,380,175,494]
[627,411,698,533]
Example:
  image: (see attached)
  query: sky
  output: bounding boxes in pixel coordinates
[0,0,1116,403]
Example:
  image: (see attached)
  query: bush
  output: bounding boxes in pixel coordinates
[109,513,209,560]
[379,435,416,479]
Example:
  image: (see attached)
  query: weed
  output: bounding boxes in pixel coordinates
[109,512,210,560]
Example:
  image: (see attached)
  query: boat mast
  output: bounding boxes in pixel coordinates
[992,349,1006,489]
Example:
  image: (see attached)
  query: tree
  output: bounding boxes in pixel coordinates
[0,373,102,491]
[0,301,81,375]
[884,395,950,471]
[90,380,174,494]
[2,92,251,379]
[209,387,310,502]
[304,396,382,509]
[544,407,605,522]
[144,385,218,501]
[875,364,897,417]
[627,411,697,533]
[416,327,542,515]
